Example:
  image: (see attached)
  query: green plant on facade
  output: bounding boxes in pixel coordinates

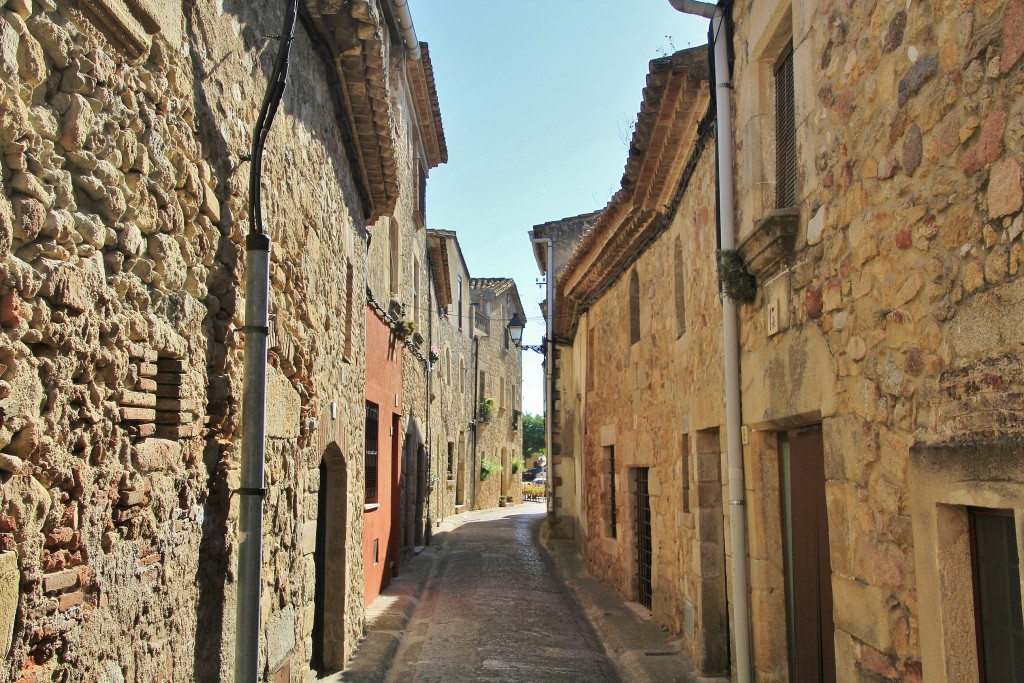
[480,456,500,481]
[478,397,497,422]
[394,318,416,340]
[511,455,524,474]
[717,249,757,304]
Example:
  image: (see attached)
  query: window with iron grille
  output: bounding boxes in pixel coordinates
[365,402,379,503]
[681,433,691,514]
[634,467,652,610]
[606,445,618,539]
[674,238,686,338]
[628,270,640,345]
[587,327,595,392]
[417,163,427,226]
[343,260,354,360]
[775,44,797,209]
[458,275,464,331]
[446,442,455,478]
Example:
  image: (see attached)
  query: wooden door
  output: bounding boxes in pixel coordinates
[784,428,836,682]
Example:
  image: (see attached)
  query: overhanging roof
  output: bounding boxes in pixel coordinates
[555,46,712,339]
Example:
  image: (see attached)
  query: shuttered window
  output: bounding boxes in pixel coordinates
[775,44,797,209]
[365,402,379,502]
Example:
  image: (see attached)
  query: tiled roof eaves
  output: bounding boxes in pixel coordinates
[407,43,448,168]
[426,234,453,308]
[471,278,527,324]
[554,46,711,339]
[303,0,399,222]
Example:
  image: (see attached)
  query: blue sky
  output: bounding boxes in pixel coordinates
[413,1,709,414]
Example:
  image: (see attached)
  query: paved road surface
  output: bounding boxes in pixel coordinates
[384,508,620,682]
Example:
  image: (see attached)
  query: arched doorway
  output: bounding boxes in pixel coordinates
[312,444,347,672]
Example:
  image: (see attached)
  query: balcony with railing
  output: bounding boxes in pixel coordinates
[474,308,490,336]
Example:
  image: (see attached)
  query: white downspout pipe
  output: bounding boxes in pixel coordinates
[669,2,752,681]
[392,0,421,60]
[531,237,554,512]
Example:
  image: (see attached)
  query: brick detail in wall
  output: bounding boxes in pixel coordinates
[118,347,200,440]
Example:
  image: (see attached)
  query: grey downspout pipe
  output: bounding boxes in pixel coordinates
[530,237,554,509]
[236,1,297,679]
[668,2,752,682]
[472,335,479,507]
[236,233,271,682]
[392,0,421,60]
[425,257,433,540]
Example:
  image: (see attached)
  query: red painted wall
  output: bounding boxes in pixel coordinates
[363,309,403,605]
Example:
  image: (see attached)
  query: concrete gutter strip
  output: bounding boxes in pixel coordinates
[540,528,726,683]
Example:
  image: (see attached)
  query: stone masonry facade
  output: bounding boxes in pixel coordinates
[470,278,525,508]
[542,1,1024,681]
[0,1,521,682]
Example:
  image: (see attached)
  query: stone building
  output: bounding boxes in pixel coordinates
[424,229,476,522]
[727,0,1024,680]
[544,47,730,674]
[469,278,526,508]
[543,0,1024,680]
[0,0,446,681]
[528,210,600,539]
[420,234,525,518]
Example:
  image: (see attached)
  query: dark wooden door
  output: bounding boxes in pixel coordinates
[787,428,836,682]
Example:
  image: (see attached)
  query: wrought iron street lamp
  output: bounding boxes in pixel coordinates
[506,312,545,353]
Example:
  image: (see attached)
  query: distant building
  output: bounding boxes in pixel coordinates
[470,278,527,506]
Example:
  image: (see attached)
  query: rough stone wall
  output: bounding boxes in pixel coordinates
[470,290,523,509]
[550,323,586,540]
[426,248,475,524]
[729,0,1024,680]
[578,147,725,668]
[0,0,379,680]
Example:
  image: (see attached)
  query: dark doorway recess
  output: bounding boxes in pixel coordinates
[781,426,836,683]
[312,459,329,671]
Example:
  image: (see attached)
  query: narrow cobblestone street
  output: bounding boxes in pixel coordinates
[338,504,704,683]
[384,505,619,682]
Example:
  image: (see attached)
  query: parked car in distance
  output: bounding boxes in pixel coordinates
[533,474,547,487]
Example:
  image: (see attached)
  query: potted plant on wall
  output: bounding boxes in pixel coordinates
[428,345,440,364]
[480,456,500,481]
[393,318,415,341]
[511,455,524,474]
[478,397,497,423]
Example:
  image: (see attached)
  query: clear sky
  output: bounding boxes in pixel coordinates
[413,1,709,415]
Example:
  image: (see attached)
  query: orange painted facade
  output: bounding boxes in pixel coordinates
[363,309,404,605]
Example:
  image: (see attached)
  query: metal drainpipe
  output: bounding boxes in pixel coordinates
[235,0,297,680]
[391,0,421,60]
[425,256,433,540]
[530,237,554,511]
[668,2,752,681]
[471,334,479,507]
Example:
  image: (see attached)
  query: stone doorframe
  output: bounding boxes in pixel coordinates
[909,436,1024,683]
[318,442,348,670]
